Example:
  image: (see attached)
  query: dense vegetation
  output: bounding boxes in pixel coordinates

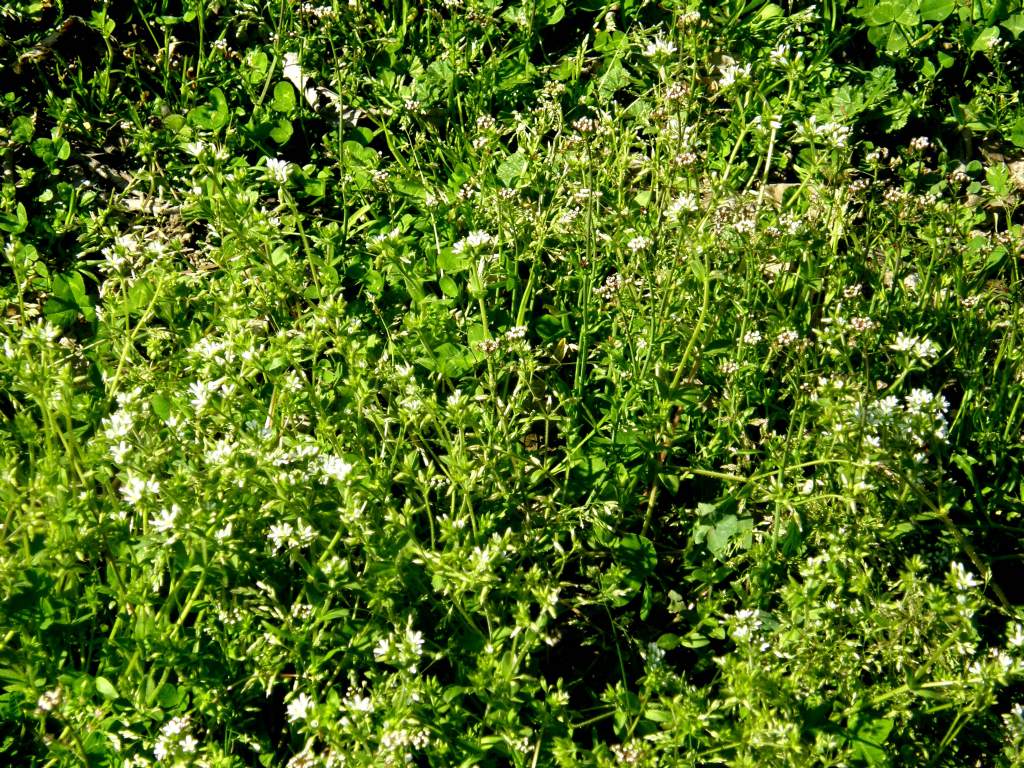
[3,0,1024,765]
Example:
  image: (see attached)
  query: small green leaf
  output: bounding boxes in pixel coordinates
[0,202,28,234]
[271,245,291,266]
[1004,13,1024,38]
[438,249,469,273]
[269,119,293,145]
[187,87,229,131]
[94,676,118,700]
[971,26,1001,52]
[496,150,529,186]
[11,116,34,144]
[150,394,171,421]
[850,716,894,765]
[439,276,460,298]
[272,81,297,113]
[920,0,955,22]
[156,683,180,709]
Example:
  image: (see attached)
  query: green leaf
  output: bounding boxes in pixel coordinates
[271,81,297,113]
[610,534,657,604]
[11,116,34,144]
[269,118,293,144]
[1004,13,1024,37]
[150,394,171,421]
[850,716,894,765]
[920,0,955,22]
[0,202,28,234]
[439,276,460,298]
[438,248,469,273]
[156,683,180,709]
[94,676,118,700]
[971,25,1001,51]
[598,55,629,102]
[496,150,529,186]
[187,87,229,131]
[706,514,737,557]
[543,0,565,25]
[44,272,93,325]
[270,245,291,266]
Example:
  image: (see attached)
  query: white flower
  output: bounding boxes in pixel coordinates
[109,440,131,464]
[406,626,424,656]
[666,193,698,219]
[718,62,751,88]
[103,410,135,440]
[265,158,292,185]
[1008,623,1024,648]
[345,692,374,712]
[775,329,800,346]
[286,692,314,723]
[319,455,353,483]
[643,36,677,60]
[373,637,390,660]
[37,688,61,712]
[188,380,218,412]
[151,504,179,533]
[949,561,981,591]
[121,473,160,506]
[627,235,649,252]
[269,522,294,551]
[453,230,494,254]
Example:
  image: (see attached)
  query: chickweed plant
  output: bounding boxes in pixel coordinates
[2,0,1024,765]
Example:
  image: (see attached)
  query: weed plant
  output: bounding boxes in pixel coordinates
[2,0,1024,766]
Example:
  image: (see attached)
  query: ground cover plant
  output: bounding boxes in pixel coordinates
[3,0,1024,765]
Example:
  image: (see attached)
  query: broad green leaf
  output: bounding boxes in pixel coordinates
[187,87,229,131]
[971,25,1001,51]
[850,716,894,765]
[156,683,180,709]
[11,116,34,144]
[271,81,297,113]
[439,276,460,298]
[94,676,118,700]
[269,118,293,144]
[598,55,629,102]
[920,0,955,22]
[496,150,529,186]
[150,394,171,421]
[1004,13,1024,37]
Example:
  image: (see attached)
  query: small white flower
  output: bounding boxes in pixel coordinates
[151,504,179,534]
[949,561,981,591]
[269,521,294,551]
[265,158,292,185]
[453,230,494,254]
[345,692,374,712]
[406,626,424,655]
[286,692,314,723]
[627,235,649,252]
[643,36,677,60]
[775,329,800,347]
[1008,623,1024,648]
[37,688,61,712]
[109,440,131,464]
[121,473,160,506]
[188,380,218,412]
[319,455,353,483]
